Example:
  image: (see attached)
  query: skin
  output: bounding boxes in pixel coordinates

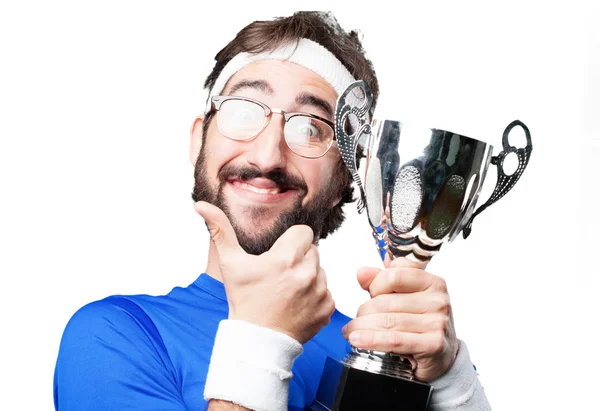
[190,60,459,410]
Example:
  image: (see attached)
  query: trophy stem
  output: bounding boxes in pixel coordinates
[342,347,414,380]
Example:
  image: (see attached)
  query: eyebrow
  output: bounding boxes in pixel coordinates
[227,79,274,96]
[295,92,334,119]
[226,79,334,119]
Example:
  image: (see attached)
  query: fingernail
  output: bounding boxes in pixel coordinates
[341,325,347,336]
[349,332,360,345]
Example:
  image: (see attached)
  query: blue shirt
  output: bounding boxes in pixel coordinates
[54,274,352,410]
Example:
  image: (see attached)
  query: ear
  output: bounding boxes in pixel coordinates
[189,116,204,166]
[329,195,343,209]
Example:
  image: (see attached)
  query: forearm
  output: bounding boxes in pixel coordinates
[208,400,252,410]
[429,340,491,410]
[204,320,303,411]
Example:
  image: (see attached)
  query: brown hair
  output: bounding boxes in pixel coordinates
[200,11,379,239]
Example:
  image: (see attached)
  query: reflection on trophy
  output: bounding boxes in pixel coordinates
[310,81,533,410]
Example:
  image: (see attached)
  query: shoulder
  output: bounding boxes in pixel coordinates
[54,296,186,410]
[55,295,175,386]
[59,295,167,355]
[66,296,149,330]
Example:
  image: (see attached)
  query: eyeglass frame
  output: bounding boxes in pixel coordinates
[209,95,337,159]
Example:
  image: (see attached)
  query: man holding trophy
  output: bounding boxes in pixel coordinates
[54,11,532,410]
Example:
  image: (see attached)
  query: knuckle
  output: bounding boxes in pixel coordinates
[308,267,320,283]
[316,283,328,299]
[326,298,336,317]
[298,271,317,288]
[208,226,223,245]
[304,244,317,261]
[320,267,328,286]
[304,251,325,275]
[386,270,399,289]
[319,309,332,326]
[391,332,404,349]
[432,293,451,313]
[433,275,448,292]
[430,333,446,353]
[357,302,368,317]
[435,315,449,332]
[278,249,301,270]
[381,314,396,330]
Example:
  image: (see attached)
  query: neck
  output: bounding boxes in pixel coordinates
[205,242,223,282]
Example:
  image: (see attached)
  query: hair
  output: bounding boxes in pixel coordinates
[200,11,379,239]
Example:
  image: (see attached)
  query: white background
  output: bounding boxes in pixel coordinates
[0,1,598,410]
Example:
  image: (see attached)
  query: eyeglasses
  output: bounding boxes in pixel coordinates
[210,95,336,159]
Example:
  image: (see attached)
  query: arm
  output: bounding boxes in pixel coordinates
[54,298,186,411]
[208,400,251,410]
[196,202,334,411]
[342,258,491,411]
[428,340,490,411]
[203,320,303,411]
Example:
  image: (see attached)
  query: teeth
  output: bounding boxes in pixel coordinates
[240,182,280,195]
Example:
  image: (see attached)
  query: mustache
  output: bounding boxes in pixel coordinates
[218,164,308,191]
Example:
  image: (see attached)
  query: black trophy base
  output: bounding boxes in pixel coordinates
[309,356,432,411]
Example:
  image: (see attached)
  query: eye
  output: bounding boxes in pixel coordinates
[299,124,319,138]
[295,121,325,141]
[232,108,256,125]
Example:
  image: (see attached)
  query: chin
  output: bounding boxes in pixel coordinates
[229,199,294,223]
[233,209,279,233]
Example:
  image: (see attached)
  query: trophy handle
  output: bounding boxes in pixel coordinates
[335,80,374,213]
[462,120,533,239]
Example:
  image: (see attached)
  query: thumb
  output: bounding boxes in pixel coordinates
[194,201,242,257]
[386,256,429,270]
[357,266,381,292]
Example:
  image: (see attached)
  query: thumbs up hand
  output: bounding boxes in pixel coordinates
[195,201,336,344]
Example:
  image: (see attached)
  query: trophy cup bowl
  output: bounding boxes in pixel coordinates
[310,81,532,410]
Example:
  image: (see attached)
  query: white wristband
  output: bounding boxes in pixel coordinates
[429,340,491,410]
[204,320,304,411]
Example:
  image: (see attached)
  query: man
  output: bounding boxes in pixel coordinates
[54,11,490,410]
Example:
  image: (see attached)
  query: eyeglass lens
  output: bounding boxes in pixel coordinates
[217,99,334,158]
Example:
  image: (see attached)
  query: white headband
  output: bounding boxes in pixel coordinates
[202,38,357,114]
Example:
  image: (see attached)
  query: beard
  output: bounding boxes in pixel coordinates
[191,145,345,255]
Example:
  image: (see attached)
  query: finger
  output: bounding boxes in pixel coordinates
[357,266,381,291]
[342,313,444,338]
[194,201,243,257]
[357,293,450,316]
[325,289,336,317]
[287,244,320,284]
[319,288,336,326]
[387,256,429,270]
[270,224,314,255]
[305,245,320,271]
[348,330,426,355]
[314,269,335,325]
[369,267,436,296]
[316,264,327,288]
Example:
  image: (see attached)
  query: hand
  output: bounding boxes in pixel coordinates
[194,201,335,344]
[341,258,459,382]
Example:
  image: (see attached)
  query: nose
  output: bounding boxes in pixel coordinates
[245,114,288,172]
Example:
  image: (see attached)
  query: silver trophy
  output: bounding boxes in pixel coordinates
[311,81,532,411]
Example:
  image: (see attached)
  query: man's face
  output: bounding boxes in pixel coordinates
[192,60,346,254]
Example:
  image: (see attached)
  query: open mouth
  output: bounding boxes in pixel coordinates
[233,181,291,195]
[227,177,296,200]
